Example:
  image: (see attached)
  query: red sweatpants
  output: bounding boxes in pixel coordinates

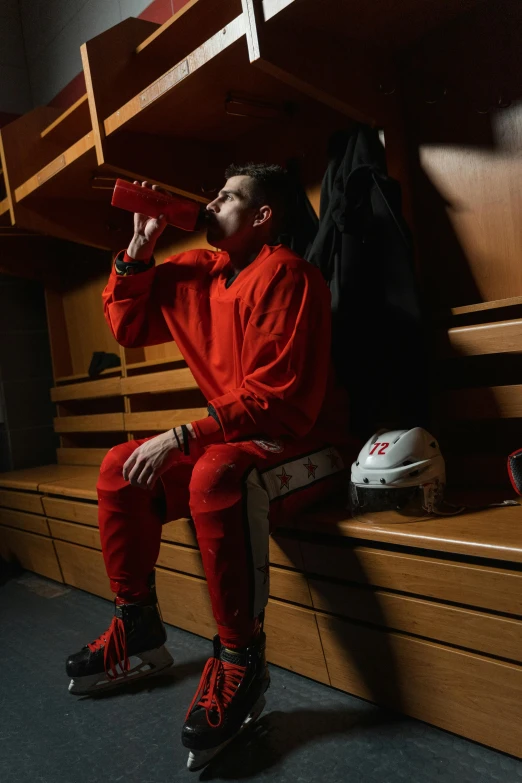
[97,436,347,648]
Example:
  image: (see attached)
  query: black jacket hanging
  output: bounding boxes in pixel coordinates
[278,157,319,259]
[307,125,428,439]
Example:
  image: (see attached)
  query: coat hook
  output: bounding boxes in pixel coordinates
[424,86,447,105]
[378,82,396,96]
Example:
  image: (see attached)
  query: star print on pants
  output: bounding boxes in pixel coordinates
[303,457,319,479]
[257,555,269,584]
[276,466,292,490]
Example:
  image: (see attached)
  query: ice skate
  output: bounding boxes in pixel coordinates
[182,631,270,771]
[66,572,173,695]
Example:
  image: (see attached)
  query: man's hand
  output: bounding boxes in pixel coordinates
[123,425,196,490]
[126,181,168,261]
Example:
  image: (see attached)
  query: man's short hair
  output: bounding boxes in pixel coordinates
[224,162,292,231]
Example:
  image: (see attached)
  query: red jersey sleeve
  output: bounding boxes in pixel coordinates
[101,250,202,347]
[210,263,332,441]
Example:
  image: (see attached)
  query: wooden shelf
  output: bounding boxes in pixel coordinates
[121,367,198,395]
[56,447,108,467]
[51,376,122,402]
[81,2,241,151]
[54,413,125,433]
[81,15,214,202]
[94,11,360,201]
[136,0,242,74]
[0,102,131,249]
[51,367,199,400]
[15,132,96,202]
[82,3,353,202]
[125,354,184,371]
[436,319,522,359]
[124,408,206,431]
[79,0,417,211]
[102,14,269,143]
[450,297,522,316]
[55,368,121,385]
[40,94,91,147]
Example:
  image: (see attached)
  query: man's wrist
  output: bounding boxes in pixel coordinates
[127,235,155,261]
[166,429,178,448]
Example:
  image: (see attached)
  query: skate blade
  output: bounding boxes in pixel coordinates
[68,645,174,695]
[186,694,267,772]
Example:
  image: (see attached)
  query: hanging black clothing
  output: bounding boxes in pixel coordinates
[307,125,428,438]
[278,158,319,259]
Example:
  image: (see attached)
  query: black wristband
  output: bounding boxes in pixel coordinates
[114,250,155,276]
[180,424,191,456]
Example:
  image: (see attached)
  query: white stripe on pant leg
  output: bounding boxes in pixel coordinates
[245,468,270,618]
[261,446,344,502]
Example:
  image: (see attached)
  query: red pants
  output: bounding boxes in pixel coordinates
[97,436,347,647]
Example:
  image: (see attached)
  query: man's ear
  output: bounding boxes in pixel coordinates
[253,205,272,227]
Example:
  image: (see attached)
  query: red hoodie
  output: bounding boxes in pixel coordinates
[102,243,349,446]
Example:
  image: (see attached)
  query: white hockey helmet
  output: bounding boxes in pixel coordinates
[349,427,445,515]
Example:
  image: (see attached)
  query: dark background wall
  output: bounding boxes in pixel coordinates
[0,274,57,472]
[0,1,188,114]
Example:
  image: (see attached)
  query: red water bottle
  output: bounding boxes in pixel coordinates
[111,179,202,232]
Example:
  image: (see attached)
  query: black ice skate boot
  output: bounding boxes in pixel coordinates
[66,572,173,695]
[182,630,270,771]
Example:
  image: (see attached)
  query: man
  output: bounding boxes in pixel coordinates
[66,163,351,769]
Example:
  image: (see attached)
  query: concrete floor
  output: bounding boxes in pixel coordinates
[2,572,522,783]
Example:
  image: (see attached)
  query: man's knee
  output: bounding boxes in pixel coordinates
[97,441,138,489]
[189,445,251,503]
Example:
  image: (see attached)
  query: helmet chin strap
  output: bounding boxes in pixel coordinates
[422,482,465,516]
[421,482,440,515]
[422,481,518,517]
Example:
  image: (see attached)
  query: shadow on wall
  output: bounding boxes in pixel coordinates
[398,0,522,487]
[0,274,58,471]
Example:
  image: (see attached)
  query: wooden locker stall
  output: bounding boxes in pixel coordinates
[0,102,127,249]
[1,0,522,760]
[80,0,238,202]
[0,12,203,251]
[80,0,395,210]
[400,0,522,492]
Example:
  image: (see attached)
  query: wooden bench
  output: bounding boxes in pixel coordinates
[1,457,522,758]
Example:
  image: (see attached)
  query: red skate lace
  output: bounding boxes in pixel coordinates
[87,615,130,680]
[186,657,246,727]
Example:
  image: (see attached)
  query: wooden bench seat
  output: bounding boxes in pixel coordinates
[1,459,522,757]
[0,465,96,493]
[1,463,521,559]
[299,500,522,563]
[37,469,99,501]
